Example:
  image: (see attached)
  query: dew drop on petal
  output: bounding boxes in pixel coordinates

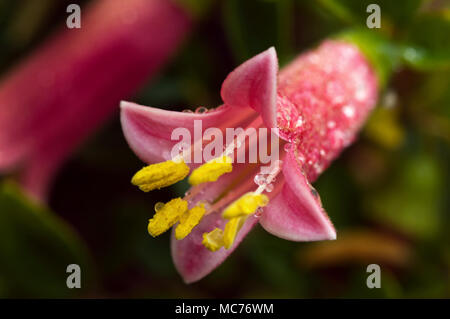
[355,89,367,102]
[265,183,274,193]
[342,105,355,118]
[295,116,304,128]
[254,174,266,186]
[314,163,323,174]
[297,154,305,163]
[327,120,336,129]
[154,202,165,211]
[195,106,208,114]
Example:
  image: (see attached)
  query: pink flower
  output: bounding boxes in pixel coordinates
[121,40,378,283]
[0,0,191,200]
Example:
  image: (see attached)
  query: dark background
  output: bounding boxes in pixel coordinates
[0,0,449,298]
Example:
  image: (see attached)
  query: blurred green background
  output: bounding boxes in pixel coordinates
[0,0,449,298]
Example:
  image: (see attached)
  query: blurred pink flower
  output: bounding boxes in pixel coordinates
[0,0,191,200]
[121,40,378,283]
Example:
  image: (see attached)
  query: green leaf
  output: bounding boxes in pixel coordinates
[402,13,450,70]
[366,153,443,239]
[0,182,94,297]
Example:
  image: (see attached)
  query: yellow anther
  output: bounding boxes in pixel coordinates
[175,203,206,240]
[148,198,188,237]
[202,228,224,252]
[222,192,269,219]
[188,156,232,186]
[132,159,190,192]
[223,217,246,249]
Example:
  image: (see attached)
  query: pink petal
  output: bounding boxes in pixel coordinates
[259,150,336,241]
[171,161,259,283]
[172,211,258,284]
[18,143,67,201]
[221,47,278,129]
[276,40,378,181]
[120,101,254,165]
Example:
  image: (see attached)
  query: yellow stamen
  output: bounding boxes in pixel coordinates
[175,203,206,240]
[202,228,224,252]
[188,156,232,186]
[148,198,188,237]
[222,192,269,219]
[223,217,247,249]
[132,159,190,192]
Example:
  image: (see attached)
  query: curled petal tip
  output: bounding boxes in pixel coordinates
[260,150,337,242]
[221,47,279,129]
[120,100,133,109]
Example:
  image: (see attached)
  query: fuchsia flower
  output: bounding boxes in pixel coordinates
[0,0,191,200]
[120,40,378,283]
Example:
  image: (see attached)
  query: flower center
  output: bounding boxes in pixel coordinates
[130,112,285,252]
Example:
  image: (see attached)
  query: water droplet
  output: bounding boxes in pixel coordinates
[199,200,211,210]
[309,184,319,198]
[195,106,208,114]
[265,183,274,193]
[320,149,326,157]
[254,174,266,186]
[342,105,355,118]
[182,109,194,113]
[154,202,165,211]
[355,88,367,102]
[294,116,304,128]
[308,184,323,205]
[297,154,305,163]
[327,121,336,129]
[314,163,323,174]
